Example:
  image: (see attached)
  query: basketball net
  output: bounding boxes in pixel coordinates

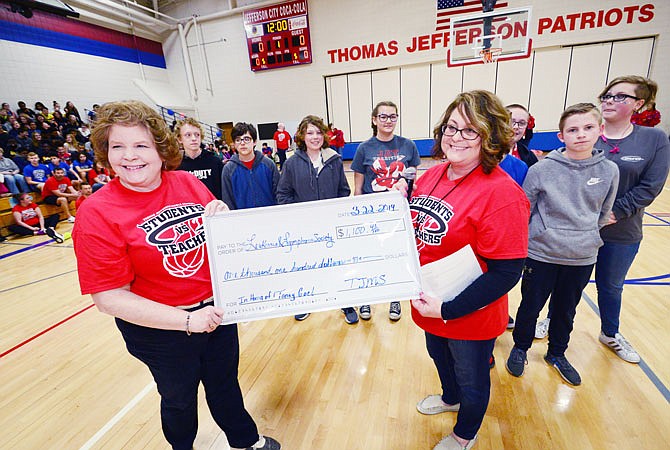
[479,48,502,64]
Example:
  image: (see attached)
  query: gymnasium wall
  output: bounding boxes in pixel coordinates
[0,0,668,145]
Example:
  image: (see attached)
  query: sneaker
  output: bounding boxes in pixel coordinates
[67,216,76,223]
[389,301,401,321]
[433,434,477,450]
[237,435,281,450]
[535,318,550,339]
[488,354,495,369]
[544,353,581,386]
[45,227,64,243]
[598,332,641,363]
[359,305,371,320]
[505,347,527,377]
[342,307,359,324]
[507,315,515,329]
[37,229,46,235]
[416,394,460,415]
[294,313,310,321]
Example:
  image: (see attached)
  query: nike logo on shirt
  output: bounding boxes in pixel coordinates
[586,177,603,186]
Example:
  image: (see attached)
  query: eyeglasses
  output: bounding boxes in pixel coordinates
[599,93,640,103]
[441,124,479,140]
[234,136,253,144]
[511,120,528,128]
[376,114,398,122]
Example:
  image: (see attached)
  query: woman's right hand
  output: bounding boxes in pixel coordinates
[188,305,225,333]
[203,200,230,217]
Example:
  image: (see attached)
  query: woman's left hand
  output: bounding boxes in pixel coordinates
[411,292,444,319]
[204,200,230,216]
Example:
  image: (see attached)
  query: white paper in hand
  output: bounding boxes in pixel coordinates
[420,244,483,302]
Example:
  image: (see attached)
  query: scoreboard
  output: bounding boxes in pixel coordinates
[243,0,312,72]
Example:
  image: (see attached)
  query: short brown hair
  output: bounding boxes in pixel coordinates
[174,117,203,144]
[598,75,658,110]
[90,100,181,170]
[295,115,330,150]
[432,90,513,174]
[559,103,602,131]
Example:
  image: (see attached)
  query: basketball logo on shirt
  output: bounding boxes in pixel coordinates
[371,156,406,192]
[137,203,207,278]
[410,196,454,251]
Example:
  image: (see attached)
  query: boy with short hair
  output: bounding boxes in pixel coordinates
[75,183,93,209]
[506,103,619,386]
[23,152,50,192]
[42,167,80,223]
[221,122,279,210]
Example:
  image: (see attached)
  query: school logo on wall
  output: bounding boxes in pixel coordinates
[137,203,207,278]
[410,196,454,251]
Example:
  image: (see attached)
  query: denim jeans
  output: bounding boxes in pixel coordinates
[512,258,593,356]
[425,332,495,440]
[116,318,258,450]
[595,241,640,336]
[3,173,29,194]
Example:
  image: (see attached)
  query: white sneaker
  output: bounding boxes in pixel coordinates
[535,318,550,339]
[598,332,641,363]
[433,434,477,450]
[67,216,76,223]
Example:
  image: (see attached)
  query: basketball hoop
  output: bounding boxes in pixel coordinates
[479,48,502,64]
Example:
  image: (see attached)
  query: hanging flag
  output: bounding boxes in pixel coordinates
[436,0,508,31]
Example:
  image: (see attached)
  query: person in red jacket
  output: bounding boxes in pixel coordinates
[327,123,345,155]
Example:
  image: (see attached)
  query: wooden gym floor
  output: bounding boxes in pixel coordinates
[1,162,668,449]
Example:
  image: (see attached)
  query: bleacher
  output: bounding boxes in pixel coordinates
[0,193,76,239]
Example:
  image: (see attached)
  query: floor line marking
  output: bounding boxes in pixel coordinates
[0,304,95,359]
[581,291,670,403]
[0,240,52,259]
[79,382,156,450]
[0,269,78,294]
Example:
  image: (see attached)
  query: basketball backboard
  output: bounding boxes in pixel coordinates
[447,7,532,67]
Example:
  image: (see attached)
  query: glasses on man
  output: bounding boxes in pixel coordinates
[234,136,253,144]
[599,93,640,103]
[511,120,528,128]
[441,124,479,140]
[376,114,399,122]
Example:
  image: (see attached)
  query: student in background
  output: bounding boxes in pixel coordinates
[506,103,619,386]
[351,101,421,322]
[273,122,291,171]
[176,118,224,199]
[221,122,279,210]
[594,75,670,364]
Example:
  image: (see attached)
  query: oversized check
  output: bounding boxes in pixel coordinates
[204,191,422,324]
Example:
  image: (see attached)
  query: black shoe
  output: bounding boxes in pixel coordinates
[389,301,401,321]
[507,315,515,329]
[342,307,359,324]
[359,305,371,320]
[544,353,581,386]
[506,347,527,377]
[294,313,310,321]
[45,227,64,243]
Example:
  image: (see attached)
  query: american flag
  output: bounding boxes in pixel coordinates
[436,0,508,31]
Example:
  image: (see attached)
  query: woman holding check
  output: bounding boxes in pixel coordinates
[400,91,529,450]
[72,101,279,450]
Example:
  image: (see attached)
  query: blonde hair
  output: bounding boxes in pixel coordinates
[90,101,181,170]
[174,117,204,145]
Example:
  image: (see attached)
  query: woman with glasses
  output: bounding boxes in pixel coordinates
[351,101,421,322]
[221,122,279,210]
[594,76,669,364]
[277,115,351,322]
[406,91,529,450]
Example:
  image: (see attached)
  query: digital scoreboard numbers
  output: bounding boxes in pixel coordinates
[243,0,312,72]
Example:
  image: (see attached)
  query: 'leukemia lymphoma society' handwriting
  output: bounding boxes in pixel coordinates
[244,231,335,253]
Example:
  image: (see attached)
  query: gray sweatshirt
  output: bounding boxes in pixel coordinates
[523,148,619,266]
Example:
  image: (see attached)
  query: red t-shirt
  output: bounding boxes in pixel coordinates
[75,195,87,210]
[43,176,72,197]
[410,164,529,340]
[73,171,216,307]
[88,167,111,185]
[12,203,40,227]
[273,130,291,150]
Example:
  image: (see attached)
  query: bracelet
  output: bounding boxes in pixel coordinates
[185,313,192,336]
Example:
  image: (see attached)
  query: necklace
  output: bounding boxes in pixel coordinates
[426,163,481,202]
[601,123,633,154]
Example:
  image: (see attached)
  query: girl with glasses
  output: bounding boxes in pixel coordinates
[351,100,421,322]
[593,75,670,364]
